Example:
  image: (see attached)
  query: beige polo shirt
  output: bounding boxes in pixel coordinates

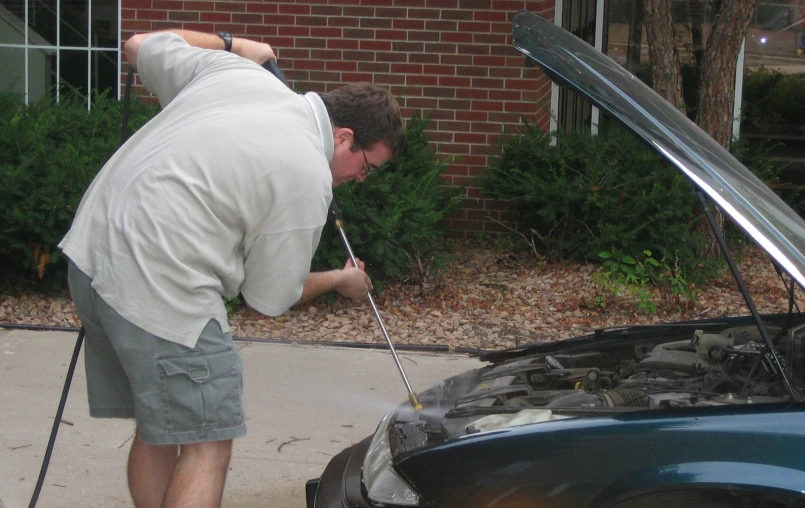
[59,32,334,347]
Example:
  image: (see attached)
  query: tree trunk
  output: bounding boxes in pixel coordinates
[643,0,685,108]
[694,0,757,256]
[696,0,758,148]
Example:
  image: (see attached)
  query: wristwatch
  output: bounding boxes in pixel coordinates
[217,30,233,52]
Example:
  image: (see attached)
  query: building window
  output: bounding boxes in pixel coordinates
[0,0,119,107]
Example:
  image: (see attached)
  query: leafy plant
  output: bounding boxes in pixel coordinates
[479,122,706,280]
[0,89,158,288]
[593,249,699,314]
[312,114,463,291]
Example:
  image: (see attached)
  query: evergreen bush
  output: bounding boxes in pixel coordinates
[0,90,157,289]
[479,123,706,278]
[312,114,462,288]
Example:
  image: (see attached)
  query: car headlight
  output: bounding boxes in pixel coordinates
[362,413,420,506]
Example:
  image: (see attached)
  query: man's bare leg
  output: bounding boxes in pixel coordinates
[160,439,233,508]
[128,434,179,508]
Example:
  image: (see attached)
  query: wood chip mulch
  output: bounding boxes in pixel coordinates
[1,242,802,352]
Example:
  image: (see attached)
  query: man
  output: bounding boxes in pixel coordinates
[58,29,404,508]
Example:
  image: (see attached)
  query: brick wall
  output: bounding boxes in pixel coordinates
[121,0,555,237]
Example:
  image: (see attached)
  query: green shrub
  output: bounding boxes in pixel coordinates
[0,89,157,289]
[312,114,463,288]
[478,122,705,278]
[742,68,805,132]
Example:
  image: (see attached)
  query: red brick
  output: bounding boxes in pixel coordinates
[362,17,394,28]
[246,3,279,13]
[421,86,455,98]
[473,55,507,67]
[343,50,376,61]
[169,11,199,21]
[407,97,439,108]
[342,72,376,82]
[424,43,457,53]
[246,24,279,36]
[407,8,440,18]
[343,28,375,38]
[375,30,408,40]
[138,10,168,20]
[124,0,152,8]
[233,13,264,24]
[393,0,427,6]
[325,60,355,71]
[410,52,440,64]
[311,48,345,59]
[473,33,507,44]
[297,37,328,48]
[200,11,229,22]
[344,6,374,16]
[488,111,522,122]
[375,52,408,62]
[408,30,441,42]
[490,89,522,101]
[358,61,391,72]
[153,0,182,9]
[309,71,343,81]
[328,39,360,49]
[441,54,472,65]
[439,98,471,109]
[438,121,472,132]
[474,10,507,21]
[279,4,311,14]
[377,7,408,17]
[360,40,392,51]
[424,63,456,74]
[393,19,425,30]
[282,48,311,59]
[311,5,342,15]
[439,76,470,87]
[214,2,246,12]
[439,9,474,20]
[374,73,406,85]
[328,17,361,27]
[406,74,439,85]
[391,63,422,73]
[297,15,329,26]
[441,32,473,43]
[424,20,457,31]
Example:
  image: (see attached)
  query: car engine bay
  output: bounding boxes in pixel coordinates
[390,321,805,451]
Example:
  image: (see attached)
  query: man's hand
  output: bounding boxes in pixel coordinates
[233,38,276,66]
[334,258,372,300]
[296,258,372,306]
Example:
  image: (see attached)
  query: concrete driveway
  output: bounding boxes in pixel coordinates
[0,329,483,507]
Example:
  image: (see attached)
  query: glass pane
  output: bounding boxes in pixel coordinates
[91,0,117,48]
[0,47,26,96]
[745,1,805,73]
[61,0,89,47]
[606,0,648,78]
[28,0,58,45]
[60,49,88,97]
[0,0,26,44]
[90,48,116,97]
[28,47,55,102]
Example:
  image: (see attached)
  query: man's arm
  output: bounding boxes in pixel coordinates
[296,259,372,306]
[123,30,275,70]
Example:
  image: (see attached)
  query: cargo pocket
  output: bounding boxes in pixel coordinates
[157,347,243,432]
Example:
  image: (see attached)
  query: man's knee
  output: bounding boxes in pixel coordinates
[180,440,232,466]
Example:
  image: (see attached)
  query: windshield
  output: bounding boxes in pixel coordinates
[512,10,805,290]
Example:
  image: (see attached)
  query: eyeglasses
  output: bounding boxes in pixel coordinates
[361,149,379,176]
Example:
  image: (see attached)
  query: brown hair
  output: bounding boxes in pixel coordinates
[320,83,405,160]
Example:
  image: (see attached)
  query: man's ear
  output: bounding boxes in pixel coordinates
[333,127,355,147]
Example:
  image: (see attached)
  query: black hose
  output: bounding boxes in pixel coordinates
[0,322,484,356]
[28,328,84,508]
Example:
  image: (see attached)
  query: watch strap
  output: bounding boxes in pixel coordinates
[217,30,233,52]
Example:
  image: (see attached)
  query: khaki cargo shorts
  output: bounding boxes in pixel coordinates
[67,260,246,445]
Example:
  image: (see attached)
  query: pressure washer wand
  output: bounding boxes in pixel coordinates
[328,202,422,411]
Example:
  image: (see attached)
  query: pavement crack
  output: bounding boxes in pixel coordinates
[277,436,309,453]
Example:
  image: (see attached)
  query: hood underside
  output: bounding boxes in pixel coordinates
[511,10,805,289]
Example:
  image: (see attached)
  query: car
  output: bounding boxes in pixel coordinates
[304,10,805,508]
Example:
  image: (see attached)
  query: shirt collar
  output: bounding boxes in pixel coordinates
[302,92,334,162]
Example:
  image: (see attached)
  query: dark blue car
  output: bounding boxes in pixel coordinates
[306,10,805,508]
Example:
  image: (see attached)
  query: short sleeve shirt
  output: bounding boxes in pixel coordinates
[59,32,334,347]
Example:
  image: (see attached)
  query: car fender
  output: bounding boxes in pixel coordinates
[590,461,805,507]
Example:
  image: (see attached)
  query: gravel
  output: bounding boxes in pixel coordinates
[1,242,802,351]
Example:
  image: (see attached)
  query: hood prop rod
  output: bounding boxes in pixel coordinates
[696,191,801,401]
[328,202,422,411]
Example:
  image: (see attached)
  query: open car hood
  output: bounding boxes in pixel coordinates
[512,10,805,289]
